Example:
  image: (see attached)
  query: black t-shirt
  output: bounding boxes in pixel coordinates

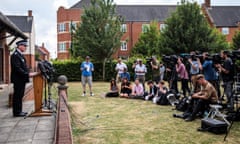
[121,82,131,94]
[222,58,234,82]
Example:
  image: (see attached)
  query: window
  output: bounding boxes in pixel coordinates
[222,27,229,35]
[142,24,150,33]
[120,41,127,51]
[121,24,127,32]
[58,42,66,52]
[160,24,167,32]
[58,23,66,32]
[69,22,77,32]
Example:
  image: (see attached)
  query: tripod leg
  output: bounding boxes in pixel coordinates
[224,120,234,141]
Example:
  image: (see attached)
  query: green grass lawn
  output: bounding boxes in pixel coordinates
[56,82,240,144]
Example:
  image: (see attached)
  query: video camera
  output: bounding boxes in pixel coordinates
[146,56,154,64]
[162,55,178,69]
[180,53,203,61]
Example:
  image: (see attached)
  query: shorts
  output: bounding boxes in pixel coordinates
[81,75,92,86]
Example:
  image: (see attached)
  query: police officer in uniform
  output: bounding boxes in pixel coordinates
[11,40,29,117]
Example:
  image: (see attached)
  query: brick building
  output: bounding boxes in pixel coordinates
[7,10,36,71]
[202,0,240,43]
[57,0,240,60]
[0,11,27,84]
[35,43,50,61]
[57,0,176,60]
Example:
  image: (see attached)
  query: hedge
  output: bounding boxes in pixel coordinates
[52,60,153,82]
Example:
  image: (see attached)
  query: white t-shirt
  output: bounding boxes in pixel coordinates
[115,62,127,75]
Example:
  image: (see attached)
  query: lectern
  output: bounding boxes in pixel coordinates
[30,72,52,116]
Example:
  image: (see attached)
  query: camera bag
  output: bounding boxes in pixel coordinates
[201,118,228,134]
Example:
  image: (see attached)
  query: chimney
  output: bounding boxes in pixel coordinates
[28,10,32,17]
[42,42,45,48]
[205,0,211,8]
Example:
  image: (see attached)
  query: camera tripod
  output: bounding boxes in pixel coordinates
[224,74,240,141]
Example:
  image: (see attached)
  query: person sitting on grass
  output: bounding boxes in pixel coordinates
[185,74,218,121]
[105,79,119,97]
[153,80,168,104]
[145,80,158,101]
[130,78,144,99]
[120,77,132,98]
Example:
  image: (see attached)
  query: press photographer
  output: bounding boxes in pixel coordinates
[184,74,218,121]
[215,50,234,111]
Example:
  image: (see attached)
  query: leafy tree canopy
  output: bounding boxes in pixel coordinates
[159,0,228,55]
[72,0,123,61]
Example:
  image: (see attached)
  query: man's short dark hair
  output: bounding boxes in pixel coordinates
[197,74,204,80]
[147,80,153,84]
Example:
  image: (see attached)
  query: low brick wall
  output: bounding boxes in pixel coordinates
[54,82,73,144]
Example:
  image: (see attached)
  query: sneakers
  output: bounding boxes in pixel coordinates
[82,92,94,96]
[82,93,86,97]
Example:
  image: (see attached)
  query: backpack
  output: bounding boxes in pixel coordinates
[175,97,189,111]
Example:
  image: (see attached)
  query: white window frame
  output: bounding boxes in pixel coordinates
[58,23,66,32]
[58,42,66,52]
[160,24,167,32]
[222,27,229,35]
[120,41,127,51]
[69,22,77,32]
[121,24,127,32]
[142,24,150,33]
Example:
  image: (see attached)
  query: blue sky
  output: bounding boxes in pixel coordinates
[1,0,240,58]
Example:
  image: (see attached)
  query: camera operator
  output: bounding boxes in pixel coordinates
[216,51,234,110]
[176,57,191,97]
[199,52,220,98]
[150,56,160,83]
[185,74,218,121]
[188,52,202,92]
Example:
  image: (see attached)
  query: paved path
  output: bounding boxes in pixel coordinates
[0,86,55,144]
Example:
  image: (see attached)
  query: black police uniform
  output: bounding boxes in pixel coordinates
[11,46,29,116]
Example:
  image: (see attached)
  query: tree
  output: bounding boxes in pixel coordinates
[232,30,240,50]
[72,0,123,80]
[131,21,160,57]
[159,0,228,55]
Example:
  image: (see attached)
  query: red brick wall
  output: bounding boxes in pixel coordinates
[55,86,73,144]
[217,27,240,42]
[57,7,81,60]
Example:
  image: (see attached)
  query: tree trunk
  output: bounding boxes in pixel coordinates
[102,58,107,81]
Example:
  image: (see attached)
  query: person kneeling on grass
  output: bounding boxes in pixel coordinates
[129,78,144,99]
[105,79,119,97]
[145,80,158,101]
[120,77,132,98]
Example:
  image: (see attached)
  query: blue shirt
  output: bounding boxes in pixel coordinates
[80,61,94,76]
[190,60,199,75]
[120,72,130,81]
[202,60,217,81]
